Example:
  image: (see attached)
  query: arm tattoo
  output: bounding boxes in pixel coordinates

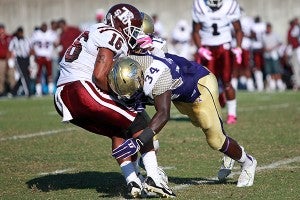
[96,54,106,64]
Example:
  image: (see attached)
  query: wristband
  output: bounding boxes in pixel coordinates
[136,127,155,146]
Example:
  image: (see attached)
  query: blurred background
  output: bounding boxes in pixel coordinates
[0,0,298,40]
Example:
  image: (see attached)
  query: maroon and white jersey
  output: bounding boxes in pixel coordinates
[57,23,128,86]
[31,29,58,58]
[251,21,266,50]
[192,0,241,46]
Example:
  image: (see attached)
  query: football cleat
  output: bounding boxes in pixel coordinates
[218,155,235,181]
[127,181,142,198]
[226,115,237,124]
[157,166,169,184]
[144,176,176,198]
[237,155,257,187]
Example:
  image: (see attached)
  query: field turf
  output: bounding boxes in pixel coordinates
[0,91,299,199]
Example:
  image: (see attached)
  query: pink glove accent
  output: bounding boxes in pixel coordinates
[137,34,153,49]
[232,47,242,64]
[198,47,212,61]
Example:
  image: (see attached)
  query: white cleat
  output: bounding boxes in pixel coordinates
[237,155,257,187]
[218,155,235,181]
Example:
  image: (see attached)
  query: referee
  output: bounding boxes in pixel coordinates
[8,27,32,97]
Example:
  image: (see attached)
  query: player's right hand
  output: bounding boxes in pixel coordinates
[198,47,212,61]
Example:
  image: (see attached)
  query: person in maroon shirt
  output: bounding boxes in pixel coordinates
[0,23,15,96]
[57,19,81,60]
[54,19,81,84]
[287,17,300,90]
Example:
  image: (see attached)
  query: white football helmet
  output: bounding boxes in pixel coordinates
[108,57,144,101]
[104,4,143,49]
[206,0,223,10]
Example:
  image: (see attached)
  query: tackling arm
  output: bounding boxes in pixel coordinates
[149,91,172,134]
[93,48,115,92]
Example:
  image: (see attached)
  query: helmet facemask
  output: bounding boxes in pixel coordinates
[206,0,223,11]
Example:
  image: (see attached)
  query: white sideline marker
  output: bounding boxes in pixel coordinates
[0,127,76,141]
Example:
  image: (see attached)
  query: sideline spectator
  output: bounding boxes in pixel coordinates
[31,22,58,96]
[57,19,81,61]
[262,23,286,91]
[152,14,166,39]
[55,19,81,84]
[169,19,196,60]
[0,23,15,96]
[8,26,32,97]
[49,20,60,91]
[231,8,255,91]
[250,16,266,91]
[288,17,300,90]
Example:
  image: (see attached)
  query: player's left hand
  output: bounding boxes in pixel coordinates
[137,34,153,49]
[112,138,140,159]
[232,47,242,64]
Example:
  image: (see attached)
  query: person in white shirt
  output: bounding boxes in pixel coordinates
[250,16,266,91]
[231,8,255,92]
[31,22,58,96]
[262,23,286,91]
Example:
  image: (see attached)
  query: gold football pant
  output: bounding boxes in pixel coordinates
[173,73,226,150]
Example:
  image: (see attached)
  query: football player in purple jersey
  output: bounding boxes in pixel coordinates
[110,53,257,188]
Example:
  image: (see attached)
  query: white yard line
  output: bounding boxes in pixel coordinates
[173,156,300,190]
[38,168,75,176]
[0,127,76,142]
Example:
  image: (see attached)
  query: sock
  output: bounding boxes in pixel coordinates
[48,82,54,94]
[276,79,285,91]
[254,70,264,91]
[142,151,160,184]
[269,79,276,91]
[35,83,42,96]
[231,78,238,90]
[120,161,141,185]
[246,78,255,91]
[239,76,247,85]
[238,147,253,167]
[227,99,237,117]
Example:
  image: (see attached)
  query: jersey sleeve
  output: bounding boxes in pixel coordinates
[143,60,172,98]
[152,68,172,97]
[226,0,241,22]
[191,0,204,23]
[90,27,128,57]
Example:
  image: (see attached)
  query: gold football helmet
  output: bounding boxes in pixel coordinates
[108,57,144,101]
[140,12,154,35]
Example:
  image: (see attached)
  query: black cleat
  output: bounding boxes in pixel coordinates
[144,176,176,198]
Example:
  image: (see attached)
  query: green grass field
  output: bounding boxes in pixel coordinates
[0,91,300,199]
